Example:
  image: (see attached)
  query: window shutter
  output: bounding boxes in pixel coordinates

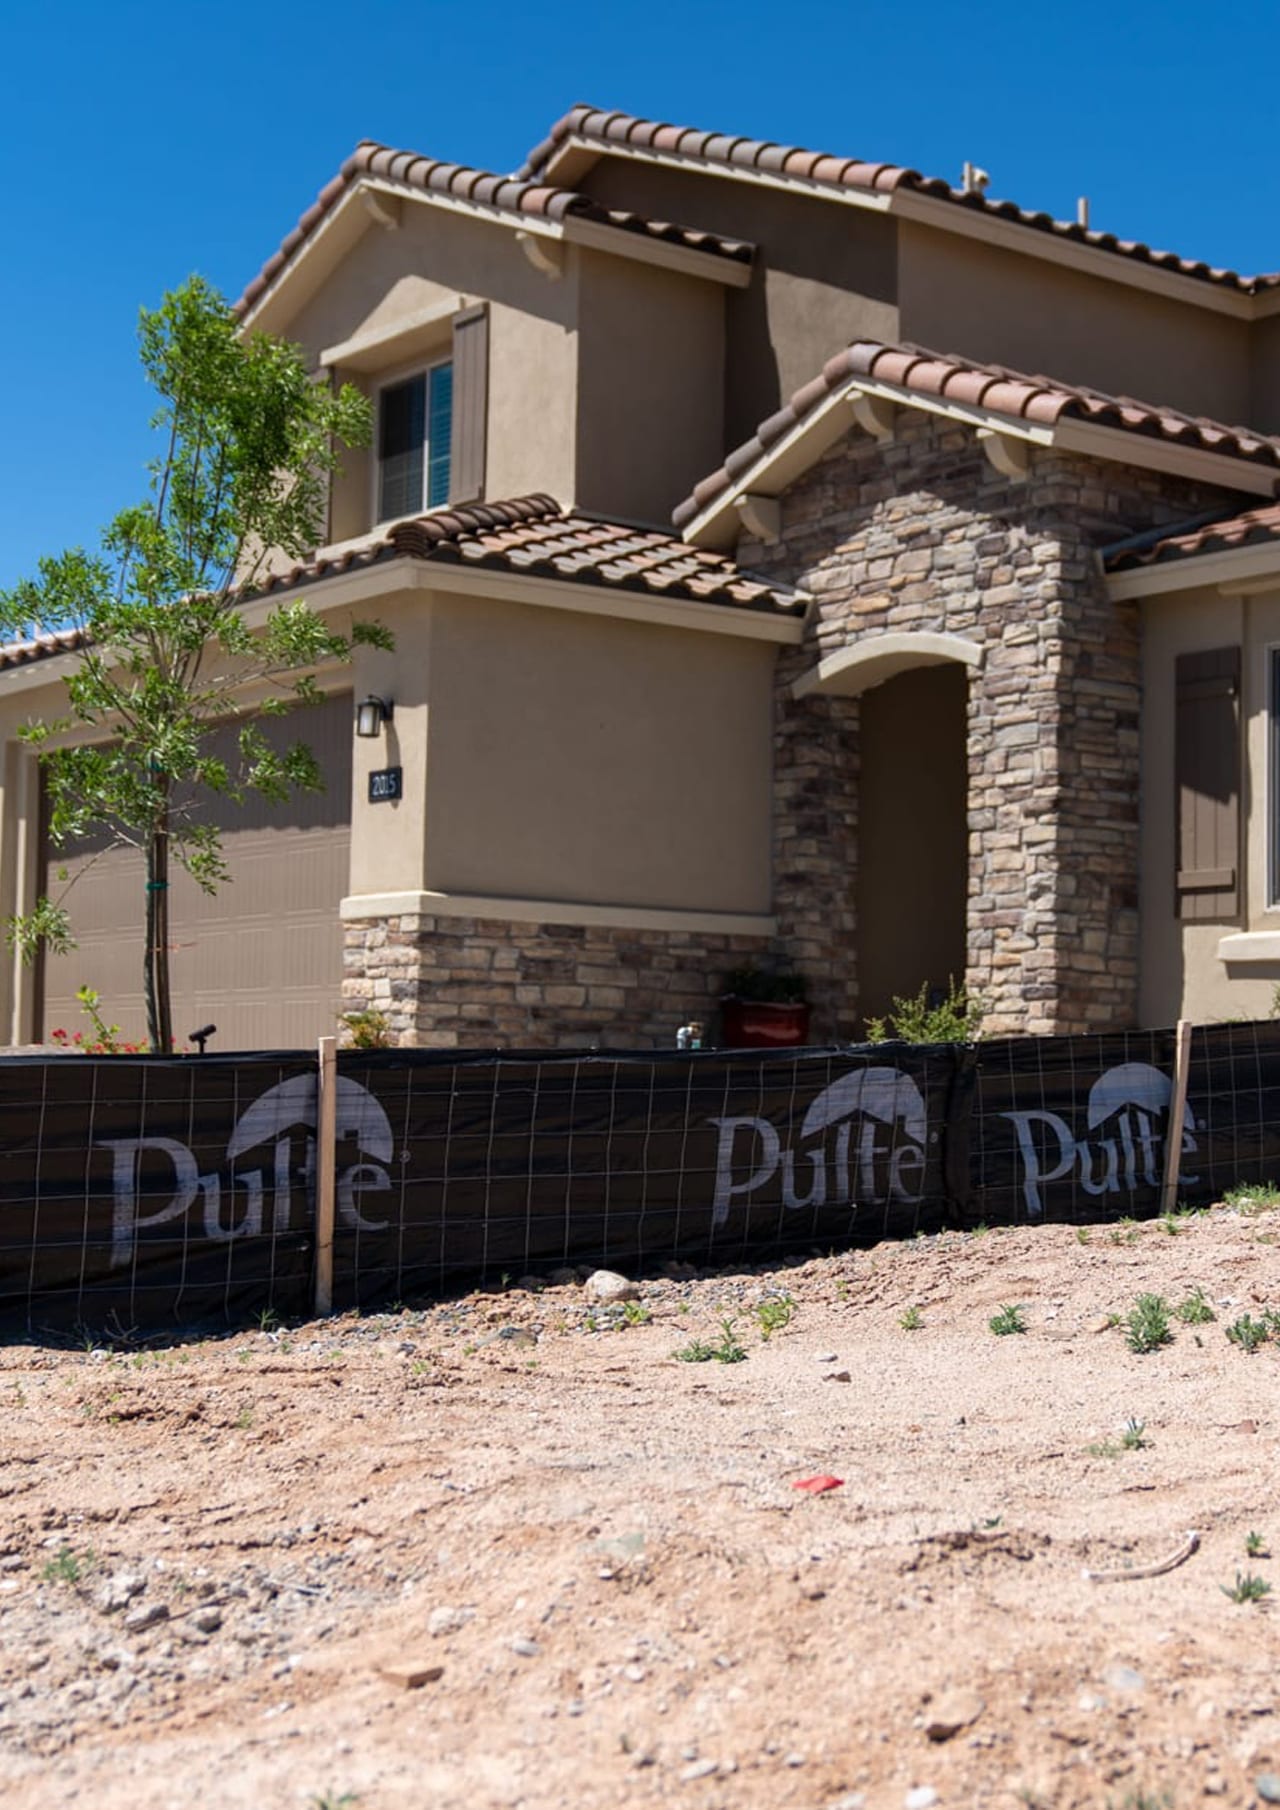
[1174,645,1241,921]
[449,304,489,505]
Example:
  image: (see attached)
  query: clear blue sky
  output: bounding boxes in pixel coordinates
[4,0,1278,593]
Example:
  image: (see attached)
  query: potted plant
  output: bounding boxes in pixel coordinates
[719,966,812,1049]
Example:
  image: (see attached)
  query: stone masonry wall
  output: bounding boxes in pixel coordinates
[342,915,772,1049]
[745,411,1239,1036]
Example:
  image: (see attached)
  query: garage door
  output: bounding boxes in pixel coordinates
[39,692,353,1053]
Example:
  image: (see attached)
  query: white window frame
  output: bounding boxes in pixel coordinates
[371,354,453,528]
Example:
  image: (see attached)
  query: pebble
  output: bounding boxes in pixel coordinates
[122,1603,169,1634]
[511,1638,539,1658]
[815,1353,838,1365]
[1256,1775,1280,1804]
[480,1327,537,1350]
[192,1607,222,1635]
[584,1270,640,1305]
[823,1370,852,1383]
[1102,1664,1145,1694]
[925,1688,985,1740]
[428,1605,475,1637]
[679,1759,719,1782]
[827,1796,867,1810]
[905,1790,938,1810]
[1203,1776,1226,1796]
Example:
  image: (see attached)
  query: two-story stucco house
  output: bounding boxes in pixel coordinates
[6,104,1280,1049]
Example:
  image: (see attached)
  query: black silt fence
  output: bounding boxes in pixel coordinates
[3,1020,1280,1333]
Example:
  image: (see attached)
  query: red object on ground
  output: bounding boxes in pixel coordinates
[791,1474,844,1494]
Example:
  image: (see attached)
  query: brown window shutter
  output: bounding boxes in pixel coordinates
[449,304,489,505]
[1174,645,1240,922]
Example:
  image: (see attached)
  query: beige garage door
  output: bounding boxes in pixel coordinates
[40,693,353,1052]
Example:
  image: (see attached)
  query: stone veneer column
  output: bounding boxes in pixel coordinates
[741,414,1237,1036]
[342,914,772,1049]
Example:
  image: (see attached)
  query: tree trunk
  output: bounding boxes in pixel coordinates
[144,797,173,1053]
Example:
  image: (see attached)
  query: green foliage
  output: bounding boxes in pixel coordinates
[1222,1180,1280,1211]
[338,1009,394,1050]
[1173,1287,1216,1325]
[988,1302,1027,1337]
[41,1544,94,1585]
[754,1293,795,1340]
[1225,1312,1270,1354]
[1121,1416,1149,1450]
[898,1304,923,1331]
[674,1316,748,1364]
[721,965,807,1004]
[864,975,983,1044]
[622,1301,651,1327]
[1245,1530,1269,1558]
[1125,1293,1172,1354]
[0,276,387,1051]
[1221,1570,1272,1604]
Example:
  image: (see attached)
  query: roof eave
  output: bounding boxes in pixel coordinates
[1106,538,1280,600]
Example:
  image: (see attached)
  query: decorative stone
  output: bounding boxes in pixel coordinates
[583,1270,640,1305]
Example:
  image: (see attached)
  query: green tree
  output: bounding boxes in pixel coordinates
[0,276,389,1051]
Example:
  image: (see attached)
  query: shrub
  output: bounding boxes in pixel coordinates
[865,976,983,1044]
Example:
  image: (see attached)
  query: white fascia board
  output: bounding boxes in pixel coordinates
[340,889,776,937]
[267,553,806,643]
[1053,419,1279,497]
[1107,539,1280,601]
[890,189,1257,320]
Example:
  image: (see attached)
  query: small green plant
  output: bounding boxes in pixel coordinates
[1174,1287,1215,1325]
[41,1544,93,1585]
[898,1305,923,1331]
[1221,1570,1273,1604]
[622,1300,651,1327]
[310,1794,359,1810]
[1125,1293,1172,1355]
[1121,1417,1149,1450]
[1086,1437,1121,1460]
[1245,1530,1269,1558]
[1075,1225,1091,1245]
[1223,1180,1280,1212]
[257,1306,281,1333]
[674,1316,747,1365]
[865,975,983,1044]
[1159,1211,1183,1236]
[1225,1312,1270,1354]
[234,1407,254,1430]
[338,1008,393,1050]
[988,1303,1026,1337]
[754,1294,795,1340]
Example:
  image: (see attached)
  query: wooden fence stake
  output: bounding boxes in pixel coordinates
[314,1035,338,1317]
[1161,1018,1193,1217]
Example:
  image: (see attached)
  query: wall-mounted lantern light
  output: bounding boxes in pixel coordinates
[355,695,393,739]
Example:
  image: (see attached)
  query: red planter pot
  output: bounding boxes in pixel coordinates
[719,998,812,1049]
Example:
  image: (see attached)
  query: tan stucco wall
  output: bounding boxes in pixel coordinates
[278,205,581,535]
[900,222,1251,426]
[1138,584,1280,1026]
[1249,315,1280,436]
[575,159,900,446]
[574,250,725,524]
[418,590,775,913]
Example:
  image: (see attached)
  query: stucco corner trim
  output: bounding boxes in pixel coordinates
[792,631,983,700]
[339,891,777,936]
[1217,931,1280,966]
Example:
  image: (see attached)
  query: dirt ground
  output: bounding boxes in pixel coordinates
[3,1206,1280,1810]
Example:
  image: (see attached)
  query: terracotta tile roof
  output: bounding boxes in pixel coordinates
[1103,500,1280,572]
[673,339,1280,529]
[522,105,1280,296]
[237,141,752,316]
[252,496,802,614]
[0,627,87,671]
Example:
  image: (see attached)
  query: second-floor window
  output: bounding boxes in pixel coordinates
[378,362,452,521]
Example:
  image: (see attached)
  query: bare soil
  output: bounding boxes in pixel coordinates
[3,1206,1280,1810]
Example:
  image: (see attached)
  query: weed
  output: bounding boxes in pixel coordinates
[1223,1180,1280,1212]
[1221,1570,1273,1604]
[835,1278,850,1301]
[865,975,984,1043]
[754,1294,795,1340]
[1246,1531,1269,1558]
[1108,1221,1139,1246]
[257,1307,280,1333]
[1159,1211,1184,1236]
[988,1303,1027,1337]
[41,1544,93,1585]
[1075,1225,1091,1246]
[1086,1438,1122,1459]
[674,1316,747,1365]
[898,1305,923,1331]
[970,1221,990,1240]
[1121,1417,1149,1450]
[337,1006,392,1049]
[1225,1313,1270,1354]
[583,1313,599,1334]
[1125,1293,1173,1355]
[234,1408,254,1431]
[310,1794,359,1810]
[622,1301,651,1327]
[1173,1287,1215,1325]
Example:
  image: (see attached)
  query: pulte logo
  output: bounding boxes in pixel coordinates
[100,1075,394,1268]
[1002,1062,1198,1221]
[709,1066,932,1226]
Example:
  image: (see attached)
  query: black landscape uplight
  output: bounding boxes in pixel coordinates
[355,695,393,738]
[189,1024,216,1056]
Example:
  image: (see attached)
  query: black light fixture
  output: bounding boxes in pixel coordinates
[355,695,393,738]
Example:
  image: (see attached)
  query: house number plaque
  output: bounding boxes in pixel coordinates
[367,766,403,803]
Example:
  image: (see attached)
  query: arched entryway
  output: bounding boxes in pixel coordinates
[792,632,978,1033]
